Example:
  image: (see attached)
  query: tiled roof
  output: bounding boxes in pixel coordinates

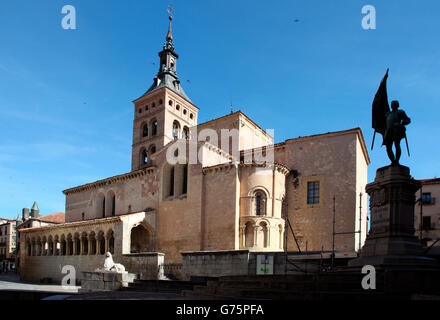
[419,178,440,185]
[38,212,65,223]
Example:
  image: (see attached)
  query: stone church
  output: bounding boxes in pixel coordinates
[19,17,370,282]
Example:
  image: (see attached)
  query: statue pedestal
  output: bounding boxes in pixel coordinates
[80,271,138,292]
[349,165,437,268]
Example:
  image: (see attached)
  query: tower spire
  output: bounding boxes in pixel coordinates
[140,5,192,103]
[166,16,173,44]
[166,5,175,46]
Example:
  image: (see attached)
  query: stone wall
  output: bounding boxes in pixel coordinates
[181,250,251,280]
[122,253,165,280]
[20,255,105,283]
[181,250,356,280]
[20,252,165,284]
[64,168,159,223]
[274,128,369,253]
[80,271,137,291]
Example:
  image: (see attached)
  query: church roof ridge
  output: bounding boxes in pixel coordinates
[62,167,156,195]
[279,127,370,165]
[197,110,274,139]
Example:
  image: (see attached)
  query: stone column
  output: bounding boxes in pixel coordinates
[240,226,246,248]
[105,235,109,254]
[87,236,92,255]
[267,227,271,248]
[72,239,77,255]
[253,226,259,247]
[78,239,82,255]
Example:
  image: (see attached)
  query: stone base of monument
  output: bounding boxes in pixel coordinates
[79,271,138,292]
[349,165,439,269]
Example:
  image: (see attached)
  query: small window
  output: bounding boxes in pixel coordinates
[190,113,194,119]
[422,193,432,205]
[182,127,189,140]
[142,149,148,164]
[152,120,158,136]
[169,167,174,197]
[307,181,320,205]
[183,165,188,194]
[183,109,187,115]
[254,190,266,216]
[169,100,173,106]
[138,108,142,114]
[152,103,156,108]
[142,124,149,137]
[159,99,163,105]
[145,105,149,111]
[176,105,180,111]
[172,120,180,139]
[81,213,85,221]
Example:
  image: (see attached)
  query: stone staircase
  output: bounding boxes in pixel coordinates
[119,269,440,300]
[120,276,216,294]
[180,272,416,300]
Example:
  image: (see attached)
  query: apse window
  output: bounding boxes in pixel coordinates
[307,181,320,205]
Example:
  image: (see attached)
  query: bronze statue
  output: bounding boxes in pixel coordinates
[371,69,411,165]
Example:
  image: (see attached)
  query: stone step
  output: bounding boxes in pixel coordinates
[190,285,402,300]
[121,279,200,294]
[180,290,260,300]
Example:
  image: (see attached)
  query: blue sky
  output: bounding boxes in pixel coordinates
[0,1,439,218]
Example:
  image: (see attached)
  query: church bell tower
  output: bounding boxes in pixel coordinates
[131,12,199,171]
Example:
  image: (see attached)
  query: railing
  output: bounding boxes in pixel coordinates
[161,263,183,280]
[421,197,436,205]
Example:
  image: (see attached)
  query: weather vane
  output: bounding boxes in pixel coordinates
[167,5,175,19]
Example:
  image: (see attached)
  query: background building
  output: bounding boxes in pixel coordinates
[15,202,64,273]
[415,178,440,247]
[0,218,17,271]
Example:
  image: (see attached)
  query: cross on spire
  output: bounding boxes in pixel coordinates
[167,5,175,19]
[166,5,174,45]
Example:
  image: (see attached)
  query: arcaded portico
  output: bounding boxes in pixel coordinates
[19,211,158,282]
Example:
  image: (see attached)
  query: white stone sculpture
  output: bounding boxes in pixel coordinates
[102,252,126,273]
